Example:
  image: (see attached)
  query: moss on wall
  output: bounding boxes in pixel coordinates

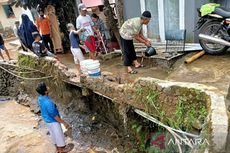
[16,53,216,152]
[131,82,209,131]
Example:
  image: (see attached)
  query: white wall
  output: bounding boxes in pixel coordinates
[0,5,33,29]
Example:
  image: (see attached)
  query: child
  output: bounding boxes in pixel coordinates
[32,33,57,59]
[0,34,12,61]
[67,23,85,75]
[36,82,74,153]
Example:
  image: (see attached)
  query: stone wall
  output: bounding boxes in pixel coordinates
[10,51,229,152]
[0,61,19,97]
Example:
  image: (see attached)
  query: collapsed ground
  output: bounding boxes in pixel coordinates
[1,39,230,152]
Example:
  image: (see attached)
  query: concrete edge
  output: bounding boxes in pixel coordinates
[138,77,228,152]
[17,52,229,152]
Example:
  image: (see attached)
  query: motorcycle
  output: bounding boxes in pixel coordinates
[196,7,230,54]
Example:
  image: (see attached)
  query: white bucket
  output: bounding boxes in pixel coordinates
[80,59,93,75]
[80,60,101,77]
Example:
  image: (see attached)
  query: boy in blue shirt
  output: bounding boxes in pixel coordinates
[36,82,73,153]
[67,23,85,76]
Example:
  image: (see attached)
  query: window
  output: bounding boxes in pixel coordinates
[142,0,185,41]
[2,5,15,18]
[164,0,180,32]
[145,0,160,39]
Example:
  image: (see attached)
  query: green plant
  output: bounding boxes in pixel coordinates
[172,96,185,129]
[17,55,37,68]
[146,90,159,106]
[168,94,208,130]
[131,122,149,152]
[136,86,144,96]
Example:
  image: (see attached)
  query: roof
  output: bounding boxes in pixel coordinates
[82,0,115,7]
[82,0,103,7]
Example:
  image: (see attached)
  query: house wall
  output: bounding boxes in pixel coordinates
[0,5,34,29]
[123,0,141,19]
[0,5,22,29]
[214,0,230,8]
[114,0,226,43]
[185,0,210,42]
[0,4,34,38]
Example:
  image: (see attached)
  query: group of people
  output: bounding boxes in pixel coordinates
[68,3,110,75]
[17,11,56,56]
[33,3,154,153]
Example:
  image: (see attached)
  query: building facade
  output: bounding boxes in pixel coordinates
[0,0,34,37]
[123,0,230,43]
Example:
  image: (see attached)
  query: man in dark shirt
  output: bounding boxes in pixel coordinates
[0,34,12,61]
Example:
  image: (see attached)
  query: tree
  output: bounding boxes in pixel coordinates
[103,0,121,48]
[115,0,124,28]
[11,0,77,51]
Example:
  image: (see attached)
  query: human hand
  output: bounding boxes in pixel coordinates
[145,40,151,47]
[80,28,86,32]
[63,121,71,129]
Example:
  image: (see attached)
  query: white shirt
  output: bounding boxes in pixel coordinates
[76,15,94,41]
[13,25,18,37]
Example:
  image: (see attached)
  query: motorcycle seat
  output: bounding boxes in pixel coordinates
[214,8,230,18]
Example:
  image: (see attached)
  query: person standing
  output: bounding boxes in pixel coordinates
[120,11,152,74]
[46,5,63,53]
[67,23,85,76]
[18,14,38,50]
[14,20,28,51]
[36,10,54,53]
[36,82,74,153]
[0,34,12,61]
[91,13,111,40]
[76,3,97,60]
[13,21,20,37]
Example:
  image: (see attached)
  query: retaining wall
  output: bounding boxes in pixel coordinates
[0,51,228,153]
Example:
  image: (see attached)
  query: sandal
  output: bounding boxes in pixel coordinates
[135,64,145,68]
[57,143,74,153]
[128,70,138,74]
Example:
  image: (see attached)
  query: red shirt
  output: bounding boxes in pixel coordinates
[36,17,51,35]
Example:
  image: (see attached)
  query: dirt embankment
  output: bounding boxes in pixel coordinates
[0,101,56,153]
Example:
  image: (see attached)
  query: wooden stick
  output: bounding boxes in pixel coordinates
[184,51,205,64]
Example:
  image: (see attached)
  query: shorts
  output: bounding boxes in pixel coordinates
[70,47,85,64]
[0,44,5,50]
[85,36,96,53]
[47,122,65,147]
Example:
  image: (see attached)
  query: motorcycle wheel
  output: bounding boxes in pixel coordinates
[199,20,229,55]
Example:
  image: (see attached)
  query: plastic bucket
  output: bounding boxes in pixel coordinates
[80,59,93,75]
[80,60,101,77]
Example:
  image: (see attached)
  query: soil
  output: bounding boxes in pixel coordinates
[57,50,230,95]
[5,38,230,94]
[4,38,230,152]
[0,100,131,153]
[168,52,230,95]
[0,100,56,153]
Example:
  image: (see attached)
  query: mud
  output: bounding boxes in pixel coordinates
[3,40,230,152]
[58,51,230,95]
[0,100,56,153]
[168,52,230,95]
[0,99,134,153]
